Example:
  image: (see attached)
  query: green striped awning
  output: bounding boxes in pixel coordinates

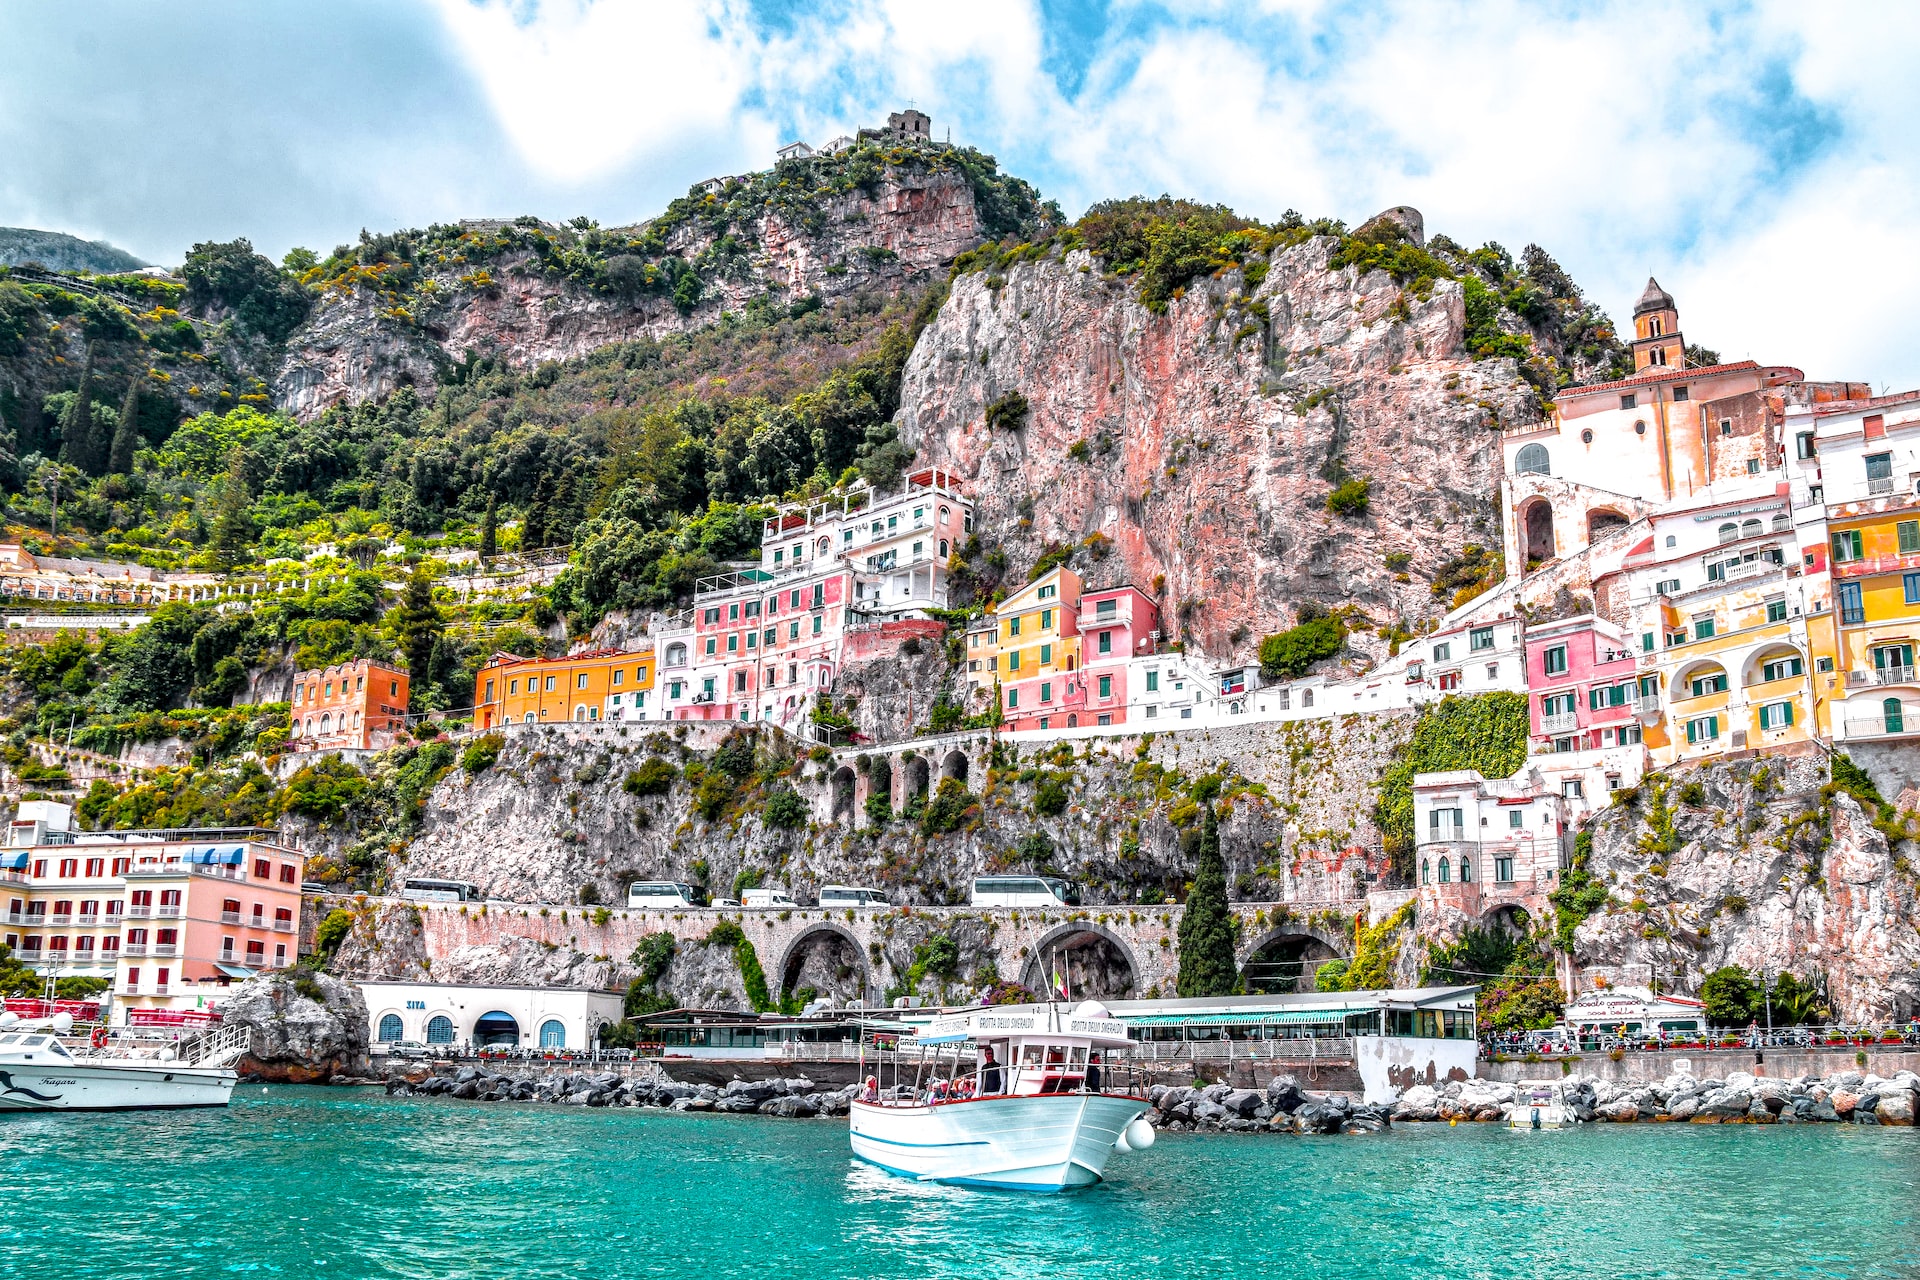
[1124,1009,1367,1027]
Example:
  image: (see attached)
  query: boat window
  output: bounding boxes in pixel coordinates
[0,1034,18,1045]
[48,1041,71,1059]
[1068,1046,1088,1069]
[1020,1044,1045,1066]
[1046,1046,1066,1065]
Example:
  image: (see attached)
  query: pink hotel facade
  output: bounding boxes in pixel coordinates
[2,803,307,1021]
[1523,614,1645,754]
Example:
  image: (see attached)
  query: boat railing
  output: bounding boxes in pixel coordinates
[1119,1037,1357,1063]
[857,1043,1152,1107]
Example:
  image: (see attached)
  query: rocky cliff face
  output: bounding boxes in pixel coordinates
[1572,754,1920,1021]
[896,235,1536,666]
[276,164,1016,420]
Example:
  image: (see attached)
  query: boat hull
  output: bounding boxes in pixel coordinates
[0,1060,237,1112]
[849,1093,1146,1191]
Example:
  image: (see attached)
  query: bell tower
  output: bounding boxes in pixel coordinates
[1631,277,1684,372]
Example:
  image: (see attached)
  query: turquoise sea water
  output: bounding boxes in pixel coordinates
[3,1088,1917,1279]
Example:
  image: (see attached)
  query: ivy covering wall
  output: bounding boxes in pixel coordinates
[1373,693,1530,879]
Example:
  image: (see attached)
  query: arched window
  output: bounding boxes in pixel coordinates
[425,1015,454,1044]
[318,713,332,734]
[1514,444,1551,476]
[1459,856,1472,883]
[665,643,687,667]
[1438,857,1452,884]
[574,705,589,721]
[1717,522,1739,544]
[1665,536,1677,548]
[939,505,950,523]
[539,1019,566,1049]
[523,712,535,724]
[1421,859,1431,885]
[378,1013,404,1041]
[1771,514,1790,532]
[1885,698,1906,734]
[939,539,949,557]
[1741,518,1763,539]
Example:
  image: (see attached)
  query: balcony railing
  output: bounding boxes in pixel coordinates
[1424,825,1466,845]
[1637,694,1662,714]
[2,912,20,925]
[151,984,170,996]
[244,955,267,969]
[272,955,292,969]
[156,905,182,917]
[1844,716,1913,741]
[1540,711,1580,734]
[220,911,240,924]
[151,944,176,957]
[1872,666,1916,686]
[48,913,71,926]
[272,920,294,932]
[121,943,146,956]
[125,905,151,917]
[1868,476,1895,495]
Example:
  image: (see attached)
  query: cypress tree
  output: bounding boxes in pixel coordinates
[479,492,498,561]
[58,350,95,472]
[1176,805,1239,997]
[523,471,554,550]
[210,449,256,571]
[109,377,142,474]
[395,565,442,711]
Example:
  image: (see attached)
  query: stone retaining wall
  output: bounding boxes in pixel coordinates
[1480,1046,1920,1085]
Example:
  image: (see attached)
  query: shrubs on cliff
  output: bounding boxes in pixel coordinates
[762,785,806,830]
[1548,832,1610,947]
[623,757,678,797]
[1374,693,1530,880]
[277,756,372,823]
[1325,476,1371,516]
[1258,606,1347,681]
[182,237,312,343]
[460,732,504,775]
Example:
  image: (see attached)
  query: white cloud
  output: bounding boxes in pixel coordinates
[430,0,764,183]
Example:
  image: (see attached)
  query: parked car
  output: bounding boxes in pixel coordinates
[385,1041,433,1059]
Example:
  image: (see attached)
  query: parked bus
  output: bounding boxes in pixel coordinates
[627,882,697,909]
[818,885,889,909]
[401,878,481,903]
[969,876,1080,908]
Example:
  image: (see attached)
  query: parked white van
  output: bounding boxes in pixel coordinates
[741,887,799,909]
[627,882,697,909]
[968,876,1079,908]
[818,885,889,909]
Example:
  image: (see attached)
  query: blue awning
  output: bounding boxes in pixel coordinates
[216,847,245,865]
[0,851,29,870]
[215,962,258,978]
[183,848,214,864]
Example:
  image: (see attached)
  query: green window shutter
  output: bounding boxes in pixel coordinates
[1589,688,1604,711]
[1900,520,1920,554]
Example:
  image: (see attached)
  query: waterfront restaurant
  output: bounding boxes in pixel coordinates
[635,1008,876,1059]
[1106,987,1480,1049]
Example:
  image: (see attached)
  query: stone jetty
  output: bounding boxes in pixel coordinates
[1392,1068,1920,1125]
[388,1064,858,1115]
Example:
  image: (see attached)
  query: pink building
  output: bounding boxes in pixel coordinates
[1079,585,1161,728]
[663,570,852,725]
[1525,614,1644,753]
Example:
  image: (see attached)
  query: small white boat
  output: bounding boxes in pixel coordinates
[0,1014,247,1112]
[849,1001,1154,1192]
[1510,1081,1571,1129]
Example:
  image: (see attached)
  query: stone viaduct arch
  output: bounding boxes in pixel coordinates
[1017,919,1142,1001]
[776,921,872,1005]
[1237,923,1349,994]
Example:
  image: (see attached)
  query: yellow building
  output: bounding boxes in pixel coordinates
[1611,485,1820,766]
[474,646,656,728]
[1803,393,1920,747]
[964,567,1086,731]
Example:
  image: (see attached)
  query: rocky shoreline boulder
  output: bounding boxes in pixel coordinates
[1390,1068,1920,1126]
[223,971,371,1083]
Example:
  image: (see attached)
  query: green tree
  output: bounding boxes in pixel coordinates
[479,492,498,560]
[393,566,442,712]
[58,350,95,473]
[1175,805,1238,996]
[1701,965,1758,1026]
[1258,609,1346,681]
[109,376,141,474]
[210,449,256,572]
[523,471,554,550]
[0,942,42,996]
[182,238,313,343]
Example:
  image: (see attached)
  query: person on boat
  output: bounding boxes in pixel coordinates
[979,1049,1003,1095]
[862,1075,878,1103]
[1084,1052,1102,1093]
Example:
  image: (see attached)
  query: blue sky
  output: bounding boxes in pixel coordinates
[4,0,1916,388]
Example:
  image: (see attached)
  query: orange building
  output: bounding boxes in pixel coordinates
[474,646,657,728]
[289,660,410,752]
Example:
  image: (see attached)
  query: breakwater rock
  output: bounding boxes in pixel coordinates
[1392,1069,1920,1125]
[1144,1076,1392,1135]
[225,971,371,1083]
[388,1065,858,1116]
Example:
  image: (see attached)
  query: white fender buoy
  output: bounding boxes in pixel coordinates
[1113,1130,1131,1153]
[1125,1117,1155,1150]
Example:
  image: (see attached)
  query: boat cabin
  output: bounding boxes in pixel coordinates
[891,1002,1137,1103]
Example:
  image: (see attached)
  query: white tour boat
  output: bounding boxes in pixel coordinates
[849,1001,1155,1192]
[1510,1080,1572,1129]
[0,1013,248,1112]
